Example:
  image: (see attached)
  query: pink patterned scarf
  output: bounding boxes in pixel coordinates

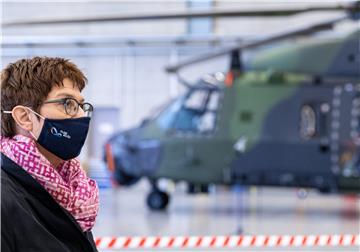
[0,134,99,232]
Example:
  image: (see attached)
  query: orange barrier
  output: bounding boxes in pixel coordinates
[95,234,359,250]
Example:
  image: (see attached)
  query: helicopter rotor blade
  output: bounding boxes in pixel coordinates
[165,15,348,73]
[3,2,359,27]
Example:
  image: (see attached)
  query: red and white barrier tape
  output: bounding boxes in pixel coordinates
[95,234,360,249]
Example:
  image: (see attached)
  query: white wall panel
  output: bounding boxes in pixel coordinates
[3,1,186,36]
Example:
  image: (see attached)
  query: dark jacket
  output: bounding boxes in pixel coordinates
[1,153,98,252]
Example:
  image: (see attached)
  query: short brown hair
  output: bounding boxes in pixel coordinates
[1,56,87,137]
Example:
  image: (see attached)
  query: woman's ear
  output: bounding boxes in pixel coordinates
[11,106,33,132]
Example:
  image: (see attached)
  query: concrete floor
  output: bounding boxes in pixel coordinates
[92,181,359,251]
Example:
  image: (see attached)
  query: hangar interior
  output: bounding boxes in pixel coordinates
[1,1,359,251]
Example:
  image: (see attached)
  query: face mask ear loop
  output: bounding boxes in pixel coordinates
[26,107,45,120]
[3,107,45,120]
[3,107,44,141]
[28,130,38,140]
[25,107,45,141]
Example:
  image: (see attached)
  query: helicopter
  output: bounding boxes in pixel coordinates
[5,2,360,210]
[103,3,360,210]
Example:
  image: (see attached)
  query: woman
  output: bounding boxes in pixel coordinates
[1,57,99,251]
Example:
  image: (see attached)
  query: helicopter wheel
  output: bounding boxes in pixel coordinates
[146,190,170,211]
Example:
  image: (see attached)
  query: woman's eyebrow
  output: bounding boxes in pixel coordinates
[56,93,85,103]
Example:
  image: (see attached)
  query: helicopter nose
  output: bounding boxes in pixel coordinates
[125,143,138,154]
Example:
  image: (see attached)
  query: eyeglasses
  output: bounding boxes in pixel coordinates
[44,97,93,117]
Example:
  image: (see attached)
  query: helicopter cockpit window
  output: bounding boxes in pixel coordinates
[207,91,220,110]
[197,91,220,132]
[183,89,208,111]
[157,98,183,130]
[172,89,208,132]
[157,89,220,133]
[174,89,220,133]
[300,105,316,139]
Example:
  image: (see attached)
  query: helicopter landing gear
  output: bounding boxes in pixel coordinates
[147,180,170,210]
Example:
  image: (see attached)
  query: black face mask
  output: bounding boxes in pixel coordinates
[3,108,91,160]
[35,116,91,160]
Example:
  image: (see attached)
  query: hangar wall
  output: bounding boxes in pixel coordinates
[1,0,355,160]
